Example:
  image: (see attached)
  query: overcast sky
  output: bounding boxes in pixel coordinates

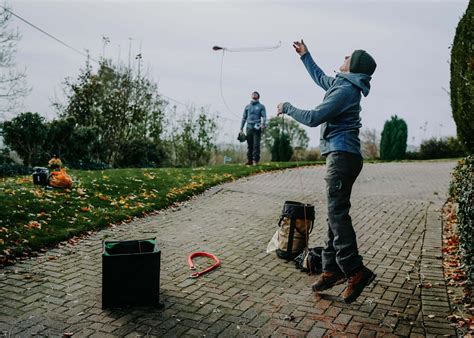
[11,0,469,147]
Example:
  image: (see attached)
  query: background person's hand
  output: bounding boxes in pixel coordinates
[277,103,285,116]
[292,39,307,56]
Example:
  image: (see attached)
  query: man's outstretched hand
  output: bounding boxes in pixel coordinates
[293,40,308,56]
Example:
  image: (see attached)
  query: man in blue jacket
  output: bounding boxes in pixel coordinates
[277,40,376,304]
[241,91,267,165]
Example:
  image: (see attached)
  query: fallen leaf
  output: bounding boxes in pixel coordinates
[97,194,109,201]
[25,221,41,230]
[418,282,432,289]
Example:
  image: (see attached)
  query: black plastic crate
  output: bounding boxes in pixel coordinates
[102,238,161,308]
[32,167,49,186]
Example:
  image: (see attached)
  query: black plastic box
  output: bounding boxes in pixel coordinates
[102,238,161,308]
[32,167,49,186]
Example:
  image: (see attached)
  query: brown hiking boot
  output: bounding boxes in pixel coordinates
[244,161,252,165]
[312,271,346,292]
[342,266,376,304]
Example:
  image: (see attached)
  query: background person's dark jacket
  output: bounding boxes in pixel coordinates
[241,100,267,130]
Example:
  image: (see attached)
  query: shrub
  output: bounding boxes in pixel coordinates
[272,133,293,162]
[263,117,309,150]
[116,139,166,168]
[57,59,167,166]
[380,115,408,160]
[450,156,473,296]
[405,151,421,160]
[0,163,32,177]
[418,137,466,159]
[1,112,49,166]
[450,1,474,153]
[171,107,218,167]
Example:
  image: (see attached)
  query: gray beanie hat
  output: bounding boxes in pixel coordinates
[350,50,377,76]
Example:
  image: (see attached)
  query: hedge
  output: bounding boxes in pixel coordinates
[450,156,473,294]
[450,1,473,153]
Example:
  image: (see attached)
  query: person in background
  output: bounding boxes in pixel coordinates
[241,91,266,165]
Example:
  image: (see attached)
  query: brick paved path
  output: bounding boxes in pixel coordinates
[0,161,458,337]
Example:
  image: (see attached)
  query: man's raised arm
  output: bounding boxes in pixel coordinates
[293,40,335,91]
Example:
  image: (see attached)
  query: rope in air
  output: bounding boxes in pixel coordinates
[212,41,281,120]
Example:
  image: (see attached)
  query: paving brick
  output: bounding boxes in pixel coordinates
[334,313,352,326]
[206,319,231,334]
[307,324,327,337]
[359,328,377,338]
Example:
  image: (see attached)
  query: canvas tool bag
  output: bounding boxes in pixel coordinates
[275,201,315,260]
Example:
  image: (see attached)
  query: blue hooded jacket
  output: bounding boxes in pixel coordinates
[282,52,372,157]
[241,100,267,130]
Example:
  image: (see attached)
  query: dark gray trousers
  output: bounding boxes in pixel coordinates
[322,151,364,277]
[246,128,262,163]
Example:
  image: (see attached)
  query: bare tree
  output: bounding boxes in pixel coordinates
[360,128,379,159]
[0,6,29,119]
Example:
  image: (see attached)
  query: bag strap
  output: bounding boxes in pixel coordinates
[286,214,296,259]
[278,213,290,227]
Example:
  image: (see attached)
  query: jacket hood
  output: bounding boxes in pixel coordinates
[251,100,260,105]
[337,72,372,97]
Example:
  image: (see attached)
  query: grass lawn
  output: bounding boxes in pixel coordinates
[0,161,321,266]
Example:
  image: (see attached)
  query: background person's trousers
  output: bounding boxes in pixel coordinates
[246,128,261,163]
[322,151,364,277]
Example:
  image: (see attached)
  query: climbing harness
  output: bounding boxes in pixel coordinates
[187,252,221,278]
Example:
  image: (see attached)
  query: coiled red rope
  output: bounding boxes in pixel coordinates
[187,252,221,278]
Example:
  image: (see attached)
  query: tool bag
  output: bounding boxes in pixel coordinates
[275,201,315,260]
